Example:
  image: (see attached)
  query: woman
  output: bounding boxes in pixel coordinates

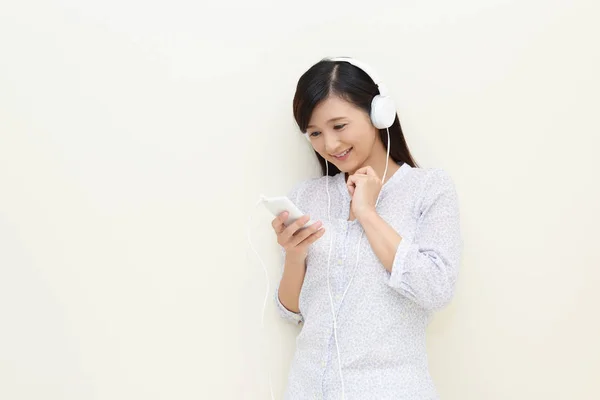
[272,57,462,399]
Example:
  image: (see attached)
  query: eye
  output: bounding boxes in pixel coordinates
[334,124,347,130]
[309,131,321,137]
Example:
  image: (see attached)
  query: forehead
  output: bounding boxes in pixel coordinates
[307,96,363,126]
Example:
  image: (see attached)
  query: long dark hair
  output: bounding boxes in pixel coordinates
[292,58,419,176]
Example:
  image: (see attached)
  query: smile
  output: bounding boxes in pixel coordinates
[332,148,352,160]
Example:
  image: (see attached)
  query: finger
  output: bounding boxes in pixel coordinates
[355,166,377,177]
[346,176,355,195]
[356,165,380,179]
[290,221,323,247]
[346,174,357,189]
[282,214,310,241]
[272,211,288,233]
[347,173,369,185]
[346,174,365,194]
[299,226,326,246]
[356,168,382,186]
[278,211,289,223]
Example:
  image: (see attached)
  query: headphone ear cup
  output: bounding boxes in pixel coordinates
[370,95,396,129]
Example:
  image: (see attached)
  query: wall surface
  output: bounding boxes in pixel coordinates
[1,0,598,399]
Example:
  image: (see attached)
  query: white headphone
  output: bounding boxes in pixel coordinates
[304,56,396,142]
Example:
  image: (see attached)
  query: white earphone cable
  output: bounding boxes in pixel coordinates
[325,160,345,399]
[327,127,391,400]
[247,201,277,400]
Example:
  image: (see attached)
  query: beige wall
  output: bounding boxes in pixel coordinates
[0,0,598,398]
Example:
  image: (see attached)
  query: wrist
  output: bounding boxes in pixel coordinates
[356,207,378,222]
[285,250,307,264]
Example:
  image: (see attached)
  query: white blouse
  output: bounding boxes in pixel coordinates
[274,162,463,400]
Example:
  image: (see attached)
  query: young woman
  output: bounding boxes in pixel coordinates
[272,57,462,399]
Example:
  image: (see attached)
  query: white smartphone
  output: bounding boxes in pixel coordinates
[261,195,317,228]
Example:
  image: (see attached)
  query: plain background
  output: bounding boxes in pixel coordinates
[1,0,599,399]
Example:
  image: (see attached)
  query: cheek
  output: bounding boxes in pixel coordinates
[313,147,332,163]
[348,133,368,154]
[313,144,327,159]
[348,126,373,144]
[358,131,379,151]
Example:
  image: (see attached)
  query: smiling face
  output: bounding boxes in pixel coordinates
[306,95,383,175]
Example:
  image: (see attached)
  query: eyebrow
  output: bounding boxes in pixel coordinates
[307,117,346,129]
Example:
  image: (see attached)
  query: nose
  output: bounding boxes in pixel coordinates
[323,131,343,154]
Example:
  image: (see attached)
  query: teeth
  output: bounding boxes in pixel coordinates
[334,148,351,157]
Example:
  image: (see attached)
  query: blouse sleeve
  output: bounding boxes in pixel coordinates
[273,181,306,325]
[387,169,463,311]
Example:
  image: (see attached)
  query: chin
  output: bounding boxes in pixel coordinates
[331,162,356,174]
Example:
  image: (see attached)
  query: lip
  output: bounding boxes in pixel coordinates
[331,147,352,161]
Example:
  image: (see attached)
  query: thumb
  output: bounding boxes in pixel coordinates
[355,166,377,178]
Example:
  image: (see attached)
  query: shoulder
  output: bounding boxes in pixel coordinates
[404,167,459,211]
[404,166,456,192]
